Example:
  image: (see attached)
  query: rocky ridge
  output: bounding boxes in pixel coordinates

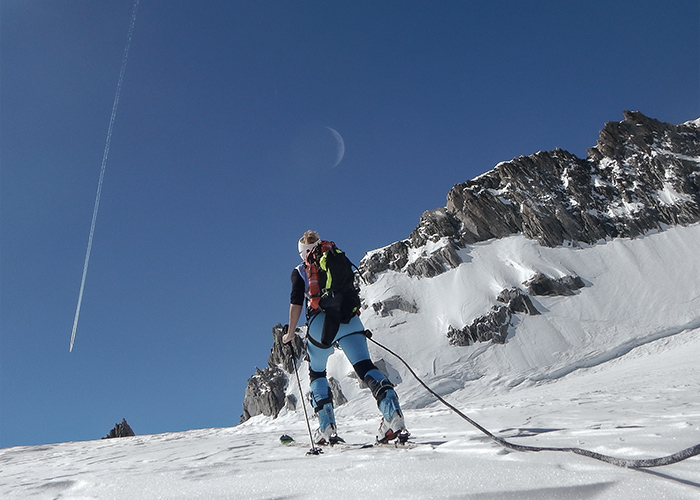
[359,111,700,283]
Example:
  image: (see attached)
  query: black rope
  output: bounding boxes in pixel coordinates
[366,333,700,468]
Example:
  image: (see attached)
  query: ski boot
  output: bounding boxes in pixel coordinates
[376,389,409,444]
[313,402,344,446]
[377,411,409,444]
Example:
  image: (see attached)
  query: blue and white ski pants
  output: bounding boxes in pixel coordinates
[306,312,399,419]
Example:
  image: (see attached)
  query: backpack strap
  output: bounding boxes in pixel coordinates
[304,240,335,311]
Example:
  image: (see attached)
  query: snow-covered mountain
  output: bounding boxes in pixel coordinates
[3,112,700,499]
[242,111,700,422]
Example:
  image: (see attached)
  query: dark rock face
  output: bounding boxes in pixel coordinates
[328,377,348,406]
[523,273,585,297]
[359,212,463,284]
[405,241,462,279]
[268,324,305,374]
[360,112,700,282]
[103,418,135,439]
[447,306,512,346]
[360,241,410,284]
[497,288,540,315]
[240,324,299,423]
[240,365,288,422]
[448,111,700,247]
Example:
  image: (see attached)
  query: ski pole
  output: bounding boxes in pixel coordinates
[285,329,321,456]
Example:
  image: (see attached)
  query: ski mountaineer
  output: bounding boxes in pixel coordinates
[282,230,408,445]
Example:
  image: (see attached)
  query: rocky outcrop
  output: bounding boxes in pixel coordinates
[240,365,288,421]
[448,275,585,346]
[448,111,700,246]
[360,112,700,282]
[371,295,418,317]
[405,241,462,279]
[329,377,348,406]
[103,418,135,439]
[448,306,513,346]
[268,324,305,374]
[359,211,464,284]
[497,288,540,315]
[240,324,303,422]
[523,273,585,297]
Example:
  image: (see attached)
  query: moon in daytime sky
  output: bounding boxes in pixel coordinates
[327,127,345,167]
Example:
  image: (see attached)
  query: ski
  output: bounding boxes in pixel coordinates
[280,434,361,450]
[280,434,445,451]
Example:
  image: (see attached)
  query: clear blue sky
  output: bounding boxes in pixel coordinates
[1,0,698,448]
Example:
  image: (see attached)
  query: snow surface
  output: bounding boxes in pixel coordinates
[2,224,700,499]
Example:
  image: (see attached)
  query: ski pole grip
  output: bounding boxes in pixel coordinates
[281,326,297,360]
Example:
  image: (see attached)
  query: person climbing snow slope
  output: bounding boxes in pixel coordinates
[282,230,408,445]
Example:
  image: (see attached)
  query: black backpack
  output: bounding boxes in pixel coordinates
[305,241,361,346]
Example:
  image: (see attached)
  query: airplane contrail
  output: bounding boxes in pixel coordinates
[70,0,140,352]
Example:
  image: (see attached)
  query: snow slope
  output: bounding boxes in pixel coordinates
[2,224,700,499]
[320,222,700,419]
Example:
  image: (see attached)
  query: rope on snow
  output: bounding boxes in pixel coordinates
[366,333,700,468]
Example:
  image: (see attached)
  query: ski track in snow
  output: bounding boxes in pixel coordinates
[3,224,700,499]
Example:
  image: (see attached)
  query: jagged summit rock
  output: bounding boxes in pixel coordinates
[359,112,700,282]
[103,418,134,439]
